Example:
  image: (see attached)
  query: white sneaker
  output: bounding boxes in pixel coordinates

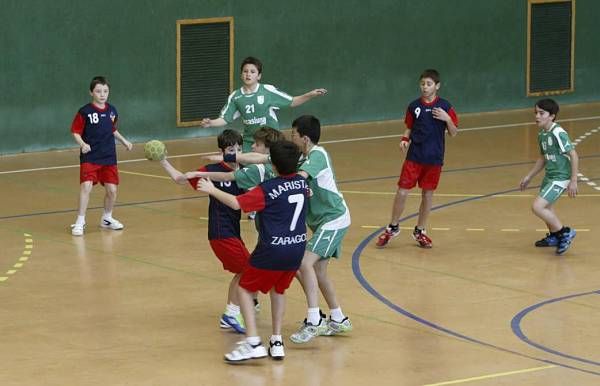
[224,340,267,363]
[100,217,124,230]
[268,339,285,360]
[71,223,85,236]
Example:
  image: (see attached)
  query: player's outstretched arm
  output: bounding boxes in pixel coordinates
[200,117,227,128]
[160,159,189,185]
[202,152,268,165]
[197,178,240,209]
[291,88,327,107]
[184,171,235,182]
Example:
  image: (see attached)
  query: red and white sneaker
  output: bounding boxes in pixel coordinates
[412,227,432,248]
[375,226,400,248]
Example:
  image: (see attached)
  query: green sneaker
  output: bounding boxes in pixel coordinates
[290,318,330,344]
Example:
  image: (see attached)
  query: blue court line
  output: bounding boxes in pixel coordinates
[351,187,600,377]
[511,290,600,367]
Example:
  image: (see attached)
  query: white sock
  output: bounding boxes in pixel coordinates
[103,211,112,220]
[330,307,345,322]
[225,303,240,316]
[246,336,261,346]
[307,307,321,325]
[75,215,86,225]
[270,335,282,343]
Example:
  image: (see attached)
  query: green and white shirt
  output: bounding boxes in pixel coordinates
[219,83,293,152]
[299,145,351,230]
[234,163,275,190]
[538,122,574,181]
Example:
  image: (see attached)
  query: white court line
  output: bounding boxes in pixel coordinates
[2,115,600,175]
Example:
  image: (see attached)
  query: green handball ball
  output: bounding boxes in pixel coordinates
[144,140,167,161]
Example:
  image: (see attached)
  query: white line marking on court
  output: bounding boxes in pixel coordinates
[3,114,600,175]
[423,365,556,386]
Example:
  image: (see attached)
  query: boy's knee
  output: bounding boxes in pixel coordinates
[80,181,93,193]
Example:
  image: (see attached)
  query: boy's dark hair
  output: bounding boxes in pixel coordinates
[253,127,284,148]
[240,56,263,74]
[292,115,321,144]
[420,69,440,84]
[90,76,109,92]
[217,129,243,151]
[536,98,560,118]
[269,140,301,175]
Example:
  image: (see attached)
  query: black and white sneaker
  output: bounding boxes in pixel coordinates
[100,217,124,230]
[269,340,285,360]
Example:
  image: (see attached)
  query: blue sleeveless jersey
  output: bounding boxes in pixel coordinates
[188,163,244,240]
[405,97,457,165]
[71,103,119,165]
[237,174,308,270]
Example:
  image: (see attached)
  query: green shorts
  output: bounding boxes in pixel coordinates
[306,226,349,259]
[539,177,569,204]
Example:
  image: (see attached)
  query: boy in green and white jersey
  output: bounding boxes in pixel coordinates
[288,115,352,343]
[201,56,327,152]
[520,99,579,255]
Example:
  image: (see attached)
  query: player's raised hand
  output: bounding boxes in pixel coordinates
[81,143,91,154]
[196,177,215,193]
[311,88,328,97]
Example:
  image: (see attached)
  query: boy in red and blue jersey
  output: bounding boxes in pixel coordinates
[160,130,250,333]
[70,76,133,236]
[197,140,308,363]
[376,69,458,248]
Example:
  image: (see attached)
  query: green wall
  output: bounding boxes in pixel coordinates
[1,0,599,154]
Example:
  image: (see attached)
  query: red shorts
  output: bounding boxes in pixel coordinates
[239,265,297,295]
[397,159,442,190]
[80,163,119,185]
[209,238,250,274]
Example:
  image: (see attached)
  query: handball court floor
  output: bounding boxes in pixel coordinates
[1,103,600,386]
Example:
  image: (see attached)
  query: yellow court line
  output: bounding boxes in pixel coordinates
[466,228,485,231]
[120,170,172,180]
[423,365,555,386]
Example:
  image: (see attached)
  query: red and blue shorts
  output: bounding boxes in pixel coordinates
[209,238,250,274]
[397,159,442,190]
[239,265,297,295]
[80,162,119,185]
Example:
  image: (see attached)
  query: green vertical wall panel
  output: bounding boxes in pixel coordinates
[1,0,599,154]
